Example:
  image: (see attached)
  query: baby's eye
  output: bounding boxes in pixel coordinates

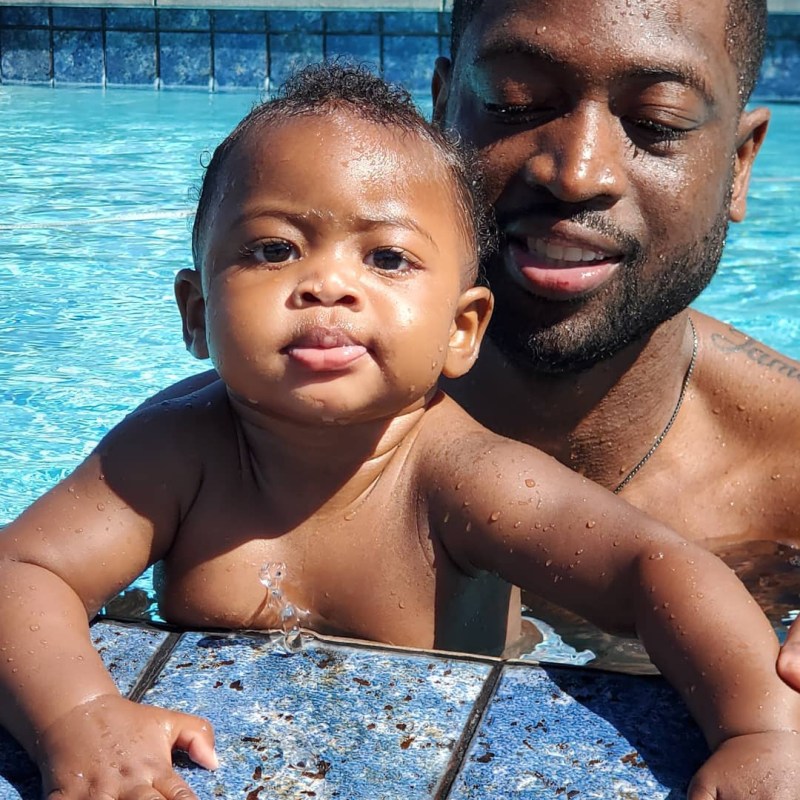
[366,247,418,273]
[240,239,298,264]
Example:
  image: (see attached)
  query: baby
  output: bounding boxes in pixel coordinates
[0,63,797,800]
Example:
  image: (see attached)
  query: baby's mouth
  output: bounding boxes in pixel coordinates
[284,327,367,372]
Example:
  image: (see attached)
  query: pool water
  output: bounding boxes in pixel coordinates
[1,87,799,655]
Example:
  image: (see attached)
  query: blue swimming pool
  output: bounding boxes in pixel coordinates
[1,86,799,649]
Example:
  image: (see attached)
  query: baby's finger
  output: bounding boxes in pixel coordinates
[777,630,800,692]
[168,713,218,771]
[150,773,198,800]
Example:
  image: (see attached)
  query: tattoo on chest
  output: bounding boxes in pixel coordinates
[711,331,800,382]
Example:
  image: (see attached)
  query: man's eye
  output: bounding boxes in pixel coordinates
[240,240,298,264]
[626,118,691,150]
[367,248,417,272]
[484,102,553,125]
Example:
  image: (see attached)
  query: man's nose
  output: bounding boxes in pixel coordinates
[522,103,628,206]
[290,258,363,309]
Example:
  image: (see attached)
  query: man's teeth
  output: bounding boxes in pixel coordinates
[528,238,609,264]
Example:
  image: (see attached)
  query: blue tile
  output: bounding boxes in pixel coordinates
[768,12,800,38]
[325,34,380,70]
[158,9,210,32]
[441,11,452,35]
[0,771,37,800]
[214,32,267,91]
[325,11,380,34]
[268,32,324,91]
[267,11,323,34]
[383,35,440,96]
[91,620,172,696]
[383,12,439,35]
[53,29,103,85]
[142,633,493,798]
[52,8,102,30]
[0,7,49,27]
[440,35,451,58]
[450,664,707,799]
[0,28,50,84]
[105,30,156,87]
[159,31,211,88]
[213,10,266,34]
[105,8,156,31]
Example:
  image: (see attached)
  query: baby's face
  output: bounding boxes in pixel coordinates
[192,111,484,424]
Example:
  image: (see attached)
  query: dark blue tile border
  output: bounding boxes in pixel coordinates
[0,6,798,98]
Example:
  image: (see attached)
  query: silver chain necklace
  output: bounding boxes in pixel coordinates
[613,318,698,495]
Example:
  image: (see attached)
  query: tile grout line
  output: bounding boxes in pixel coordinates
[434,662,504,800]
[126,630,184,703]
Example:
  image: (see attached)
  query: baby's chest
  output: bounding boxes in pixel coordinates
[157,483,442,639]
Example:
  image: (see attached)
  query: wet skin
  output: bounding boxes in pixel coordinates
[433,0,800,545]
[432,0,800,681]
[140,0,800,684]
[3,107,800,798]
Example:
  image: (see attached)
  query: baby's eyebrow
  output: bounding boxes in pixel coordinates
[352,214,440,253]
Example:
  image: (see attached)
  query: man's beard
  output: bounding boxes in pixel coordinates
[484,205,730,376]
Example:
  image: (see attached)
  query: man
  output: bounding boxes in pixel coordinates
[152,0,800,683]
[432,0,800,682]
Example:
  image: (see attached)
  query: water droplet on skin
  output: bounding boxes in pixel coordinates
[545,559,553,567]
[443,512,450,524]
[524,479,536,488]
[398,601,406,609]
[513,521,522,529]
[29,624,39,632]
[465,522,472,532]
[96,503,105,512]
[648,552,664,560]
[455,481,463,490]
[586,520,596,529]
[489,511,501,522]
[344,511,357,521]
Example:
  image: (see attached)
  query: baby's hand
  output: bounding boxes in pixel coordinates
[689,730,800,799]
[35,694,217,799]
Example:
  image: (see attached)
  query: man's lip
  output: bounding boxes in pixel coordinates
[284,327,368,372]
[505,239,623,301]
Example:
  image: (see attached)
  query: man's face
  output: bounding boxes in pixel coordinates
[435,0,766,373]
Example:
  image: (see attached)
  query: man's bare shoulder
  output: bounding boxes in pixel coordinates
[694,312,800,427]
[691,312,800,508]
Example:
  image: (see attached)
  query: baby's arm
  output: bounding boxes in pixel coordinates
[0,404,217,799]
[425,427,800,799]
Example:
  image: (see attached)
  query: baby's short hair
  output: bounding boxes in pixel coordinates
[192,62,495,282]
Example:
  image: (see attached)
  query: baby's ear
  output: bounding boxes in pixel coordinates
[174,268,209,359]
[442,286,494,379]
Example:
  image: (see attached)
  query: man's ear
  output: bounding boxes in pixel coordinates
[432,56,453,126]
[174,268,209,359]
[442,285,494,379]
[729,106,770,223]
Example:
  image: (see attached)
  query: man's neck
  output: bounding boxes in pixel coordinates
[445,312,696,492]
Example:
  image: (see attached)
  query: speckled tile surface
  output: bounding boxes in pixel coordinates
[142,633,493,799]
[449,663,708,800]
[0,625,714,800]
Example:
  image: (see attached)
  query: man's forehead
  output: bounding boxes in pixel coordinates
[456,0,734,95]
[460,0,729,58]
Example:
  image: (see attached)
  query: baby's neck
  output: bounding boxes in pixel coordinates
[228,391,436,518]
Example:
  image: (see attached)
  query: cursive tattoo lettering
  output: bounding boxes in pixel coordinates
[711,330,800,381]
